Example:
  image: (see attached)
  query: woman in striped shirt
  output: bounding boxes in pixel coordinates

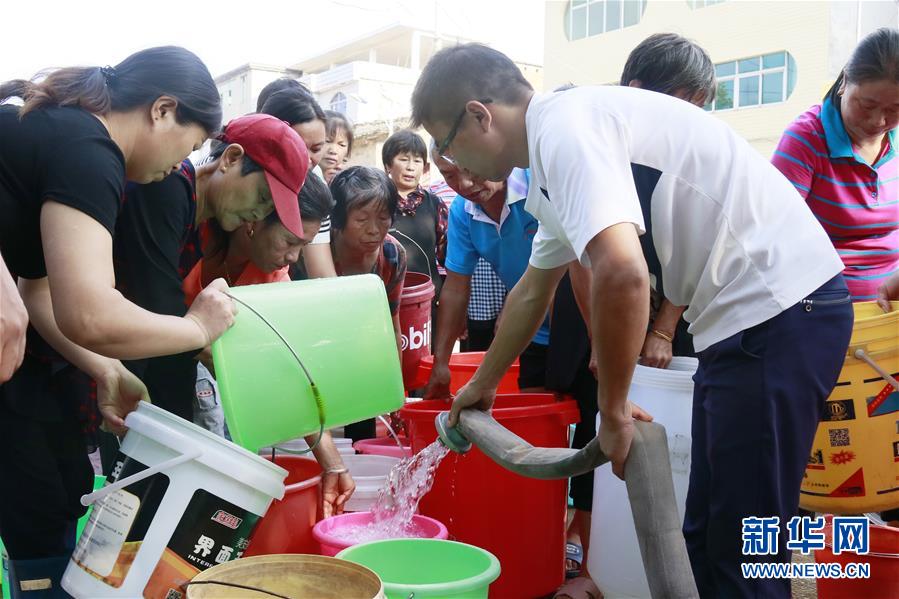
[772,27,899,301]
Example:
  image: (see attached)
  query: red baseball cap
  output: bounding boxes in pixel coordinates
[218,114,309,239]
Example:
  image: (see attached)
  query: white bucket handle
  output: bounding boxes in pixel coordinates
[854,349,899,393]
[80,409,204,507]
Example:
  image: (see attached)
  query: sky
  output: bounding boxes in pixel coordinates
[1,0,547,82]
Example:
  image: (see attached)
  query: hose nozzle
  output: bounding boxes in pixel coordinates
[435,411,472,454]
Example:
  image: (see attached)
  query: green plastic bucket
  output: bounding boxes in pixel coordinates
[337,539,501,599]
[212,275,405,451]
[1,475,105,599]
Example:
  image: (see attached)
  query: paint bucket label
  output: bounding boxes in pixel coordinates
[143,489,260,598]
[72,452,262,598]
[72,455,169,586]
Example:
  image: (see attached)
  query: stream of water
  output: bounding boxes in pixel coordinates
[330,440,450,543]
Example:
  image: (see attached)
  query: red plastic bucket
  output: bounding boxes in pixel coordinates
[400,394,580,598]
[815,517,899,599]
[399,272,435,388]
[245,455,322,556]
[417,352,521,394]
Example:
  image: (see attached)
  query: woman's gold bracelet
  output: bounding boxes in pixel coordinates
[650,329,673,343]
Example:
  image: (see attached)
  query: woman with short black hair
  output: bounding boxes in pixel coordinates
[322,166,407,441]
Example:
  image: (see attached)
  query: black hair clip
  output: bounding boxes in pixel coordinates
[99,65,118,85]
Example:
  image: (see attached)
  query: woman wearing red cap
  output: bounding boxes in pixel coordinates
[0,47,234,596]
[180,173,357,517]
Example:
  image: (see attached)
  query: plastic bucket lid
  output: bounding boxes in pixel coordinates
[337,538,500,598]
[187,554,384,598]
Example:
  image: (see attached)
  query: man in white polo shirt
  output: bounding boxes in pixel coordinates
[411,44,854,598]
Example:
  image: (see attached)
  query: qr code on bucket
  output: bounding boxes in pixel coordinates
[165,590,183,599]
[829,428,850,447]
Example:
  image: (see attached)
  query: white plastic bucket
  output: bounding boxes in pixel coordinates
[589,356,697,599]
[260,436,356,457]
[341,454,401,513]
[62,402,287,599]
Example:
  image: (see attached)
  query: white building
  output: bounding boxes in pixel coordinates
[215,63,304,124]
[213,23,542,168]
[543,0,898,156]
[295,23,487,167]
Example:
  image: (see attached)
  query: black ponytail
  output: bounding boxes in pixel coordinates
[0,46,222,134]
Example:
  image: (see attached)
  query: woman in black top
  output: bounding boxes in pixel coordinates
[0,46,237,595]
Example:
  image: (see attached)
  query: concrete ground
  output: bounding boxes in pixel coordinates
[791,551,818,599]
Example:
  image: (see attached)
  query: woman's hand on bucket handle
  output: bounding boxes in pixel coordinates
[876,272,899,313]
[322,471,356,518]
[186,278,237,347]
[448,382,496,427]
[98,362,150,436]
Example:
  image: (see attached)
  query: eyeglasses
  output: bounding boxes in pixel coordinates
[437,98,493,164]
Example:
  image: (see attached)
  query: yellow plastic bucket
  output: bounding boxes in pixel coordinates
[186,554,385,598]
[801,301,899,513]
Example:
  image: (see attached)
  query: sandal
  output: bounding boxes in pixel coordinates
[565,542,583,579]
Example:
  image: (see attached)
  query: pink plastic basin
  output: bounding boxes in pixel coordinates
[312,511,448,557]
[353,436,412,459]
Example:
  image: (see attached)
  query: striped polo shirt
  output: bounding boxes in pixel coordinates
[772,98,899,300]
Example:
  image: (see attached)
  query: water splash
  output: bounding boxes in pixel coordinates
[330,440,449,543]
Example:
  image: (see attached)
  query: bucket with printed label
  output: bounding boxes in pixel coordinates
[61,402,287,599]
[399,272,435,389]
[800,301,899,514]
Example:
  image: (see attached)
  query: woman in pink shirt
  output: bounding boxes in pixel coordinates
[772,28,899,301]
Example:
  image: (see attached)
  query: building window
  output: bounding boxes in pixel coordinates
[330,92,347,115]
[705,51,797,112]
[566,0,647,41]
[687,0,726,8]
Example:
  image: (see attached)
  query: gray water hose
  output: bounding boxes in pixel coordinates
[436,410,699,599]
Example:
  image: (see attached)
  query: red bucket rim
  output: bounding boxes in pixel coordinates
[402,271,433,289]
[401,393,580,424]
[418,352,521,371]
